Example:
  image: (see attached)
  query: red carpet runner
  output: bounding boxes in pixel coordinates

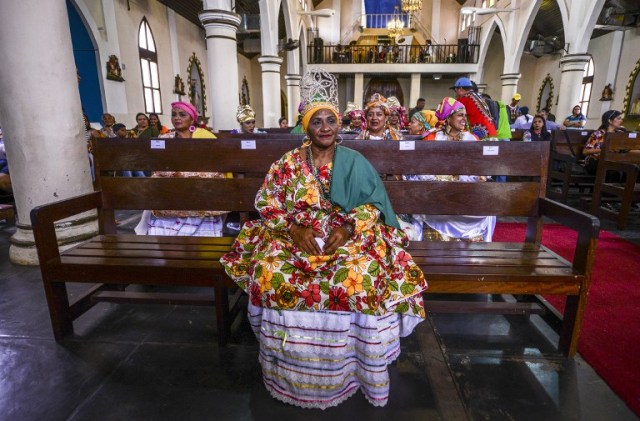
[493,222,640,415]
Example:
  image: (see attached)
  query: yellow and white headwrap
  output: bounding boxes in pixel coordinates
[300,69,340,131]
[365,93,390,115]
[236,105,256,123]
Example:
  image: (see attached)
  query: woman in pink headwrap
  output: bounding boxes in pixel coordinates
[135,101,230,237]
[405,97,495,242]
[424,97,479,141]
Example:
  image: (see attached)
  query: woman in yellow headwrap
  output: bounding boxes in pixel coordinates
[356,93,403,140]
[408,109,439,137]
[221,69,427,410]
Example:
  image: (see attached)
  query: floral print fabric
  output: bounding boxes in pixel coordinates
[220,147,427,317]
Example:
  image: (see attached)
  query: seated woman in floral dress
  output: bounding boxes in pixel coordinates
[405,97,496,241]
[135,101,229,236]
[220,70,428,409]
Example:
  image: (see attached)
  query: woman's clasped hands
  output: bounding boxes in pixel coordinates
[289,223,352,256]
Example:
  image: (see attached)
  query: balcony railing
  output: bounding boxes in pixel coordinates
[307,43,480,65]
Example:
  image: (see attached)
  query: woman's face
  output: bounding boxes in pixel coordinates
[448,109,467,132]
[609,115,624,129]
[573,106,581,116]
[409,116,424,135]
[171,108,194,131]
[366,107,387,133]
[351,116,362,128]
[389,111,400,126]
[149,114,159,126]
[137,115,149,129]
[241,119,256,133]
[532,116,544,131]
[307,109,338,149]
[279,119,288,128]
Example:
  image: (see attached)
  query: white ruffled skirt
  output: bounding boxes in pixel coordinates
[247,303,423,409]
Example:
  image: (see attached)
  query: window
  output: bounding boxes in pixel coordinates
[138,18,161,114]
[580,58,594,117]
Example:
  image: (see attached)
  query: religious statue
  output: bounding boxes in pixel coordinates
[600,83,613,101]
[173,74,185,95]
[106,55,124,82]
[631,96,640,116]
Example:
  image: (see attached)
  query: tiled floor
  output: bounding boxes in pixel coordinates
[0,203,638,420]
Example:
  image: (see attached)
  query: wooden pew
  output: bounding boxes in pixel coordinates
[547,129,595,203]
[588,131,640,229]
[30,137,599,357]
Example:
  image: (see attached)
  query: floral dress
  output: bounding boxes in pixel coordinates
[220,147,428,409]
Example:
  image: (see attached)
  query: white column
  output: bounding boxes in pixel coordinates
[284,74,301,125]
[409,73,422,110]
[354,73,364,109]
[199,8,241,131]
[258,56,284,128]
[556,54,591,122]
[476,84,488,94]
[500,73,521,104]
[431,0,441,43]
[0,0,97,265]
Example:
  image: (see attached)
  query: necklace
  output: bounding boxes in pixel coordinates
[306,144,336,201]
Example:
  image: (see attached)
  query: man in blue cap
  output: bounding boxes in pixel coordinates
[451,77,497,139]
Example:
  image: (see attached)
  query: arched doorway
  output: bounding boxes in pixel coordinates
[67,0,104,122]
[364,78,404,106]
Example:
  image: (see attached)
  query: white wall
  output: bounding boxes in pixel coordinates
[481,30,504,100]
[76,0,207,128]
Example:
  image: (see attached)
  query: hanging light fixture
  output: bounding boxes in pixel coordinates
[386,6,405,39]
[401,0,422,13]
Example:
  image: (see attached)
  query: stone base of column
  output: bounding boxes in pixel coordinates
[9,215,98,265]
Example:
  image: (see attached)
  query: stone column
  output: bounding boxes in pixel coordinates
[431,0,441,43]
[0,0,97,265]
[556,54,591,121]
[500,73,521,104]
[284,74,301,125]
[258,56,284,128]
[199,8,241,131]
[476,84,488,94]
[409,73,422,110]
[354,73,364,109]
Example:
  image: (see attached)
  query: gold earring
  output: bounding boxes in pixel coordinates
[301,136,312,147]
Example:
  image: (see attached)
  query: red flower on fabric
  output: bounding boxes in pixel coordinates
[277,162,294,183]
[250,282,262,307]
[328,287,350,311]
[395,250,411,267]
[300,283,321,307]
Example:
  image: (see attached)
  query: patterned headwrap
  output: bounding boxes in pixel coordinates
[412,110,438,129]
[300,69,340,131]
[236,105,256,123]
[436,97,465,121]
[387,96,407,127]
[344,101,364,120]
[365,93,390,115]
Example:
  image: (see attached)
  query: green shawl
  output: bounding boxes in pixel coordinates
[330,145,401,229]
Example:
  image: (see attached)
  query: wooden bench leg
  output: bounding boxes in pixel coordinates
[558,291,587,358]
[42,279,74,341]
[214,284,230,347]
